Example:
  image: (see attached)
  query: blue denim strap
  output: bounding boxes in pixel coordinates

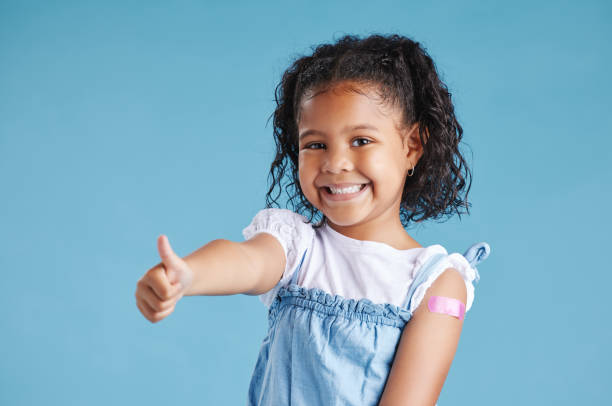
[289,248,309,285]
[462,242,490,283]
[463,242,490,267]
[402,253,447,311]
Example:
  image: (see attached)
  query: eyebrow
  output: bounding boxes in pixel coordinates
[298,124,379,141]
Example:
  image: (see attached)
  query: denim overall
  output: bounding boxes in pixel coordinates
[247,242,491,405]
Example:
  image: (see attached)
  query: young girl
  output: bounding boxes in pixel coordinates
[135,33,491,405]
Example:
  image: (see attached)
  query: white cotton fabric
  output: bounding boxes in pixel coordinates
[242,208,478,313]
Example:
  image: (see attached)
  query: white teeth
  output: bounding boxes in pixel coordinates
[328,184,364,194]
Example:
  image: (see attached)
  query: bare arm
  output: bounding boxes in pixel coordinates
[135,232,286,323]
[378,268,468,406]
[182,233,286,297]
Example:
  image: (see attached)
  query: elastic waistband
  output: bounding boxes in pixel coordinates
[269,284,412,328]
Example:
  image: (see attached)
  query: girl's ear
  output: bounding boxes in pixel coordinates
[401,122,427,175]
[403,122,425,157]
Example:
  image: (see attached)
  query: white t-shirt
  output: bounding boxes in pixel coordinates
[242,208,479,315]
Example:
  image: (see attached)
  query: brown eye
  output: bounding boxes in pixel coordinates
[352,138,372,147]
[305,142,325,149]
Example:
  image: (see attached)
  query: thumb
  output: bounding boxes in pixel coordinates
[157,234,184,285]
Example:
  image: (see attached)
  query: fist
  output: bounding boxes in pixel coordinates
[135,235,195,323]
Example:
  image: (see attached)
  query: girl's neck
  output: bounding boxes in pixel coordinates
[324,216,422,251]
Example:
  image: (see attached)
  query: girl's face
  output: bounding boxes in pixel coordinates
[297,81,422,232]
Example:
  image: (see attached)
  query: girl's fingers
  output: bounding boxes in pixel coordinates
[136,274,181,311]
[147,267,181,301]
[157,235,182,270]
[157,236,192,286]
[149,303,176,322]
[136,296,176,323]
[136,298,154,321]
[140,285,173,313]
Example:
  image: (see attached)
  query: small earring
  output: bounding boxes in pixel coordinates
[407,162,415,177]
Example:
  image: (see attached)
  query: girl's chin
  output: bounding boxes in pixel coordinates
[322,210,369,227]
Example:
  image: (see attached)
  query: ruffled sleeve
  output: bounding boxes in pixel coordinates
[408,247,479,315]
[242,208,315,308]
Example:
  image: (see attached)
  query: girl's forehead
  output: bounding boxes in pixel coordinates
[301,80,383,105]
[298,83,403,129]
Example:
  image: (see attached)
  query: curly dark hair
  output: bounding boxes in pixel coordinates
[265,33,472,229]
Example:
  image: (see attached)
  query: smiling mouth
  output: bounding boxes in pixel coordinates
[323,183,367,194]
[321,183,370,201]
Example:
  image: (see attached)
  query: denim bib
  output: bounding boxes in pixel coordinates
[247,242,490,405]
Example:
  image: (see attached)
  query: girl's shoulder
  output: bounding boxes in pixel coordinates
[407,241,491,314]
[242,208,315,242]
[242,208,316,308]
[242,208,316,270]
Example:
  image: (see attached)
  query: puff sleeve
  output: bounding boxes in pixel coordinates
[242,208,315,308]
[407,247,480,315]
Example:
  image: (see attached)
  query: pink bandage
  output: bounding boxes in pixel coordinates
[427,296,466,320]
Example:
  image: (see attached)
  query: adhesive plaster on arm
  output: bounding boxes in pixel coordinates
[427,296,466,320]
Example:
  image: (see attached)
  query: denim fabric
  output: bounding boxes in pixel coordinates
[247,242,490,405]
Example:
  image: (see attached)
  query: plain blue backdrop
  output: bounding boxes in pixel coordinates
[1,0,610,404]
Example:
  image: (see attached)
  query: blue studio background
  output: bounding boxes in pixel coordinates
[1,0,610,404]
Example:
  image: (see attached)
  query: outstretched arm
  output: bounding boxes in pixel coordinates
[378,268,468,406]
[136,233,286,323]
[183,232,286,296]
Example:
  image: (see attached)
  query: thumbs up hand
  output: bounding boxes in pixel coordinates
[156,234,194,293]
[135,235,195,323]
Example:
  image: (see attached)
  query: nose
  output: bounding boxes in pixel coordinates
[321,146,354,174]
